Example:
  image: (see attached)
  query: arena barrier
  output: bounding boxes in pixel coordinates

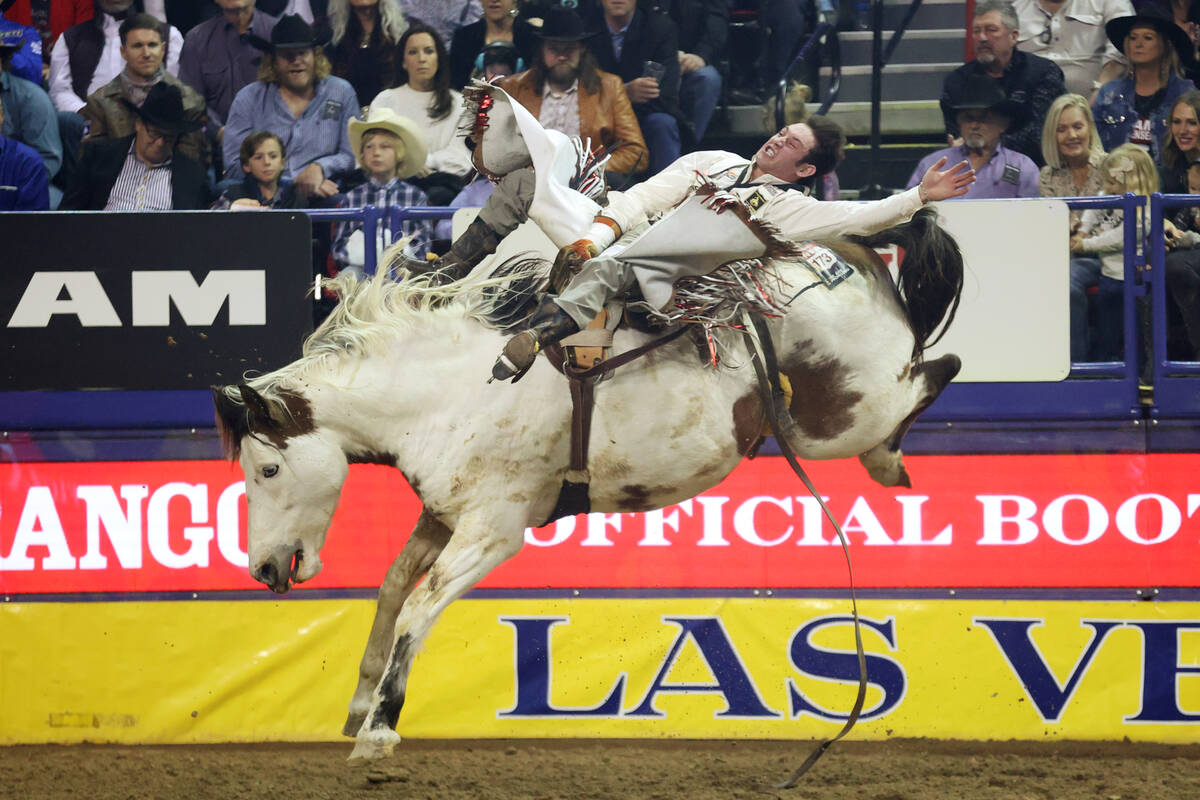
[2,199,1198,745]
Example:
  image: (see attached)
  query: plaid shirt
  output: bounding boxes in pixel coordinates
[332,176,433,268]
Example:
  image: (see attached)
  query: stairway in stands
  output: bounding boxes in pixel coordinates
[711,0,968,194]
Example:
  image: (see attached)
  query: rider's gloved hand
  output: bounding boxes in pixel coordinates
[701,189,740,214]
[563,238,598,266]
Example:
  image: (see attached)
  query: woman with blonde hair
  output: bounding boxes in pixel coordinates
[1093,5,1196,161]
[1040,93,1106,229]
[326,0,410,109]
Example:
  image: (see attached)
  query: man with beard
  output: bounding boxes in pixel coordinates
[81,13,208,164]
[498,6,646,179]
[908,76,1037,199]
[940,0,1064,166]
[223,13,357,199]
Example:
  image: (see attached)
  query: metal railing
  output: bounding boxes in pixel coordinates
[309,205,457,276]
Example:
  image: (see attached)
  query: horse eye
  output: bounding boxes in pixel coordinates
[262,465,279,478]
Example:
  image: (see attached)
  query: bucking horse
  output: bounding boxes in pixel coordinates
[212,83,964,763]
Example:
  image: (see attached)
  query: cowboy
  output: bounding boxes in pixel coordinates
[0,92,48,209]
[489,116,977,382]
[80,12,209,165]
[62,80,209,209]
[222,13,357,198]
[906,75,1038,199]
[498,6,647,178]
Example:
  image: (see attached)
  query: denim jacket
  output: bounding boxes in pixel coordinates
[1092,73,1195,162]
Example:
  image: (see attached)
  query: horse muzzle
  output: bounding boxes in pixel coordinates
[252,546,314,594]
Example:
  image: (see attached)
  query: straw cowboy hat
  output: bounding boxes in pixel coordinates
[348,107,428,179]
[120,83,203,134]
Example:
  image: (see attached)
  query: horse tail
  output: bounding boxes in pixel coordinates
[848,207,963,359]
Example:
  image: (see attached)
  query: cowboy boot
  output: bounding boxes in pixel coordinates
[491,296,580,382]
[416,216,502,284]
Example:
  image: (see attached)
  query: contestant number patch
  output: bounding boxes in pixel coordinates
[796,241,854,287]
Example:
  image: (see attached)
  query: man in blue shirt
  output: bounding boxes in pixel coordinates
[223,14,357,200]
[0,25,61,204]
[907,75,1039,199]
[0,97,49,209]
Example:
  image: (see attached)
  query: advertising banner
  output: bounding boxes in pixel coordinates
[2,453,1199,593]
[0,212,313,390]
[1,597,1196,744]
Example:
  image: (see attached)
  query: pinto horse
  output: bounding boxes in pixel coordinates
[213,197,963,760]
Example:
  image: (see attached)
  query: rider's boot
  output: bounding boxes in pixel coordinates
[491,296,580,382]
[417,216,502,284]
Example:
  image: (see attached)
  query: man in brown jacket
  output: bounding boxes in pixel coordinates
[498,6,646,180]
[80,12,208,166]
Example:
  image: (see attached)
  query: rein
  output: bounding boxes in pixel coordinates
[744,312,868,791]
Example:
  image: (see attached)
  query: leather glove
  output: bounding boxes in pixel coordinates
[548,239,598,293]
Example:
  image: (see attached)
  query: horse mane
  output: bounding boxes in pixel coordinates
[213,257,547,460]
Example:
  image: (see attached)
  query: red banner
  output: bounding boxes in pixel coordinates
[1,454,1197,594]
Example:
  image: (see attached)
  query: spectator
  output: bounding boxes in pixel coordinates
[1040,92,1105,226]
[369,23,472,204]
[449,0,531,89]
[62,81,209,209]
[1013,0,1133,98]
[397,0,479,50]
[178,0,277,174]
[1163,161,1200,359]
[587,0,681,174]
[326,0,408,109]
[258,0,328,26]
[497,6,646,178]
[332,106,432,270]
[3,0,93,66]
[224,14,358,199]
[1069,143,1157,360]
[663,0,725,144]
[0,97,49,209]
[909,76,1039,198]
[941,0,1066,166]
[0,9,42,84]
[81,13,208,164]
[477,39,519,81]
[1158,89,1200,192]
[49,0,184,114]
[1093,4,1196,160]
[213,129,299,207]
[1,23,62,203]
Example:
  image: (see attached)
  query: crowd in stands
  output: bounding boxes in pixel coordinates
[4,0,1200,360]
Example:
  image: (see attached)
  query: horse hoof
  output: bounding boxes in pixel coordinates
[347,728,402,764]
[342,712,366,738]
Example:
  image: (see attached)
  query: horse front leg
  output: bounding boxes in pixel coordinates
[348,512,524,762]
[343,509,452,736]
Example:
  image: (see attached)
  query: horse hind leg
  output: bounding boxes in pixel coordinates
[858,353,961,487]
[343,509,451,737]
[349,512,524,763]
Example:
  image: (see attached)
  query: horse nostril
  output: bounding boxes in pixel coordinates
[257,562,278,587]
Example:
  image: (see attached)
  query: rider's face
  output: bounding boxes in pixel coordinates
[754,123,817,182]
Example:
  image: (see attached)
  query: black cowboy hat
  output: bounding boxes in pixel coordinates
[1106,3,1196,64]
[120,82,203,134]
[949,75,1025,122]
[533,6,594,41]
[245,13,329,52]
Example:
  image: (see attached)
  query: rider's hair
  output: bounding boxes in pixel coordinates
[800,115,846,187]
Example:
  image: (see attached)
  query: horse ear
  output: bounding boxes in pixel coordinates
[237,383,277,428]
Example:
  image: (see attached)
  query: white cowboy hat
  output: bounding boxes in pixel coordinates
[349,108,428,180]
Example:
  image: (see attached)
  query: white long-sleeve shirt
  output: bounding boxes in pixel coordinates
[48,14,184,113]
[592,151,925,248]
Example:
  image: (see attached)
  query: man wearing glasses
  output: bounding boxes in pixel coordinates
[1012,0,1133,98]
[63,82,210,209]
[940,0,1066,167]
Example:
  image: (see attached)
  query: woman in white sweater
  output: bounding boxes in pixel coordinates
[369,22,473,204]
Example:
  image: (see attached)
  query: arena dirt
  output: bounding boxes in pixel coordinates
[2,738,1199,800]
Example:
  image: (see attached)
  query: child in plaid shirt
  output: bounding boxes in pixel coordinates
[332,108,434,272]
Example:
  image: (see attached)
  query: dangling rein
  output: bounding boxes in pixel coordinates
[744,311,869,791]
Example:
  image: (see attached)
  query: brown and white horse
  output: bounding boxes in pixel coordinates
[213,199,962,759]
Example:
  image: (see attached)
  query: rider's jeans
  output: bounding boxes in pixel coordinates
[552,223,650,327]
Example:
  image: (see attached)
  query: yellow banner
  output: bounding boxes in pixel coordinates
[1,598,1197,744]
